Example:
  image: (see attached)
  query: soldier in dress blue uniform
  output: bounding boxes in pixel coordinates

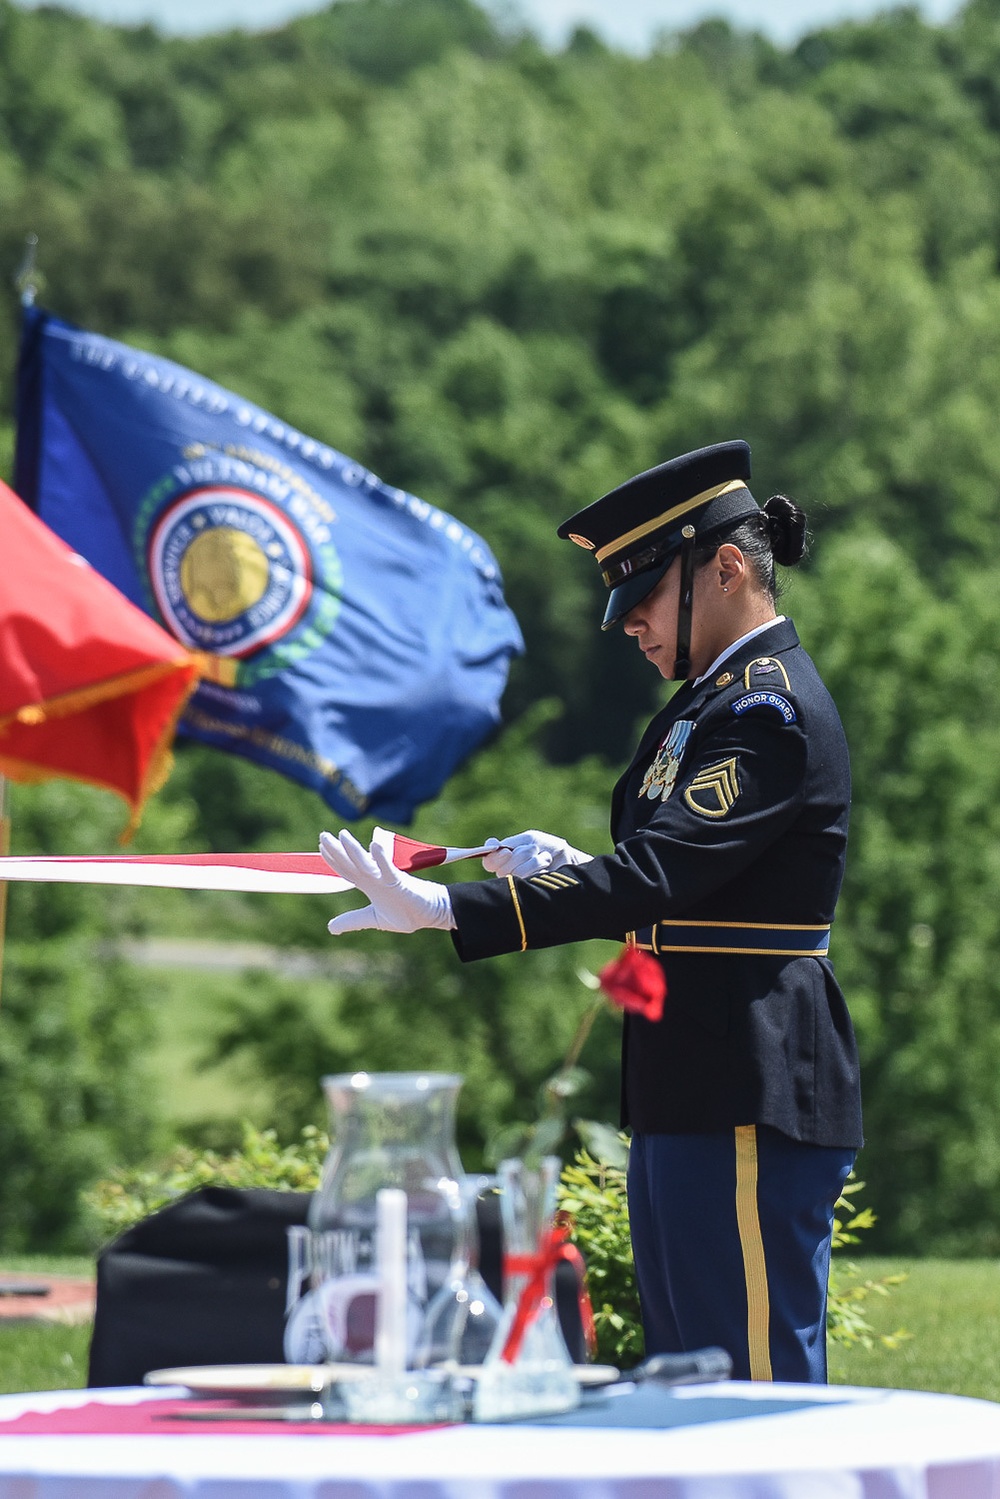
[319,440,863,1385]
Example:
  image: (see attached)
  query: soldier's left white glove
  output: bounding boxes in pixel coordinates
[320,830,456,935]
[482,830,593,880]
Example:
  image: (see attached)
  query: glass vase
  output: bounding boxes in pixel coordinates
[472,1156,580,1421]
[307,1071,465,1368]
[416,1174,504,1369]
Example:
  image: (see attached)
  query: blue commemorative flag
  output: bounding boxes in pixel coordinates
[14,307,524,822]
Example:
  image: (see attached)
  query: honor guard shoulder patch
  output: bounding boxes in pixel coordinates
[731,691,796,724]
[683,758,740,818]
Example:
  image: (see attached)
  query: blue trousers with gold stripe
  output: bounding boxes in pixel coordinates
[628,1127,855,1383]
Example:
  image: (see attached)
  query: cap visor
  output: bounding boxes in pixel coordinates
[601,558,673,630]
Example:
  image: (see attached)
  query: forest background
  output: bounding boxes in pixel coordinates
[2,0,1000,1257]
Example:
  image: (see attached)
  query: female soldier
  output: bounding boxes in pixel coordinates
[319,440,862,1385]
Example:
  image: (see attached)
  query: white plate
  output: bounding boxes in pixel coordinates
[145,1364,356,1393]
[145,1361,621,1395]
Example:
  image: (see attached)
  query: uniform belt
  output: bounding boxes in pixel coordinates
[630,920,831,957]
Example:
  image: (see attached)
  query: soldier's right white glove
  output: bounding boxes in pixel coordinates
[320,830,455,935]
[482,830,593,880]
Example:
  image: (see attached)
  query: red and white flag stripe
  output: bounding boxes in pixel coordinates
[369,828,497,871]
[0,830,498,895]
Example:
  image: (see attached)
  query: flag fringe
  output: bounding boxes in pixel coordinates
[121,665,202,843]
[0,658,200,844]
[0,657,197,735]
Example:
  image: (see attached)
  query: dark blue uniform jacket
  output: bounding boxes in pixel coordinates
[450,618,863,1149]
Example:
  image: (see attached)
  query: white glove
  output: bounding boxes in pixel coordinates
[320,830,456,935]
[481,830,593,880]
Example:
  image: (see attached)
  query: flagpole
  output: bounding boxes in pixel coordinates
[0,776,9,1010]
[15,234,38,308]
[2,241,38,1009]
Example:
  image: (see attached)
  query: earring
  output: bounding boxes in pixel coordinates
[722,586,729,593]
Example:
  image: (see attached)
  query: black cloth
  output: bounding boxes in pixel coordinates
[87,1187,309,1388]
[450,618,862,1149]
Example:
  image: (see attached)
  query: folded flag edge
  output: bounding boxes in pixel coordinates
[0,831,499,895]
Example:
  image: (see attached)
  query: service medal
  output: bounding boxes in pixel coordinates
[639,719,695,801]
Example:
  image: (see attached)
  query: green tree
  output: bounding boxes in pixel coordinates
[6,0,1000,1254]
[791,532,1000,1253]
[0,776,199,1248]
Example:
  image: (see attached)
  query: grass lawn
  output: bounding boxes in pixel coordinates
[142,965,274,1133]
[828,1257,1000,1402]
[0,1322,93,1396]
[0,1255,997,1401]
[0,1257,94,1396]
[138,963,343,1139]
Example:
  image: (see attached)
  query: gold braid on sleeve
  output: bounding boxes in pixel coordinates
[507,876,528,952]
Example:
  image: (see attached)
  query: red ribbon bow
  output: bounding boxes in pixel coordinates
[500,1213,596,1364]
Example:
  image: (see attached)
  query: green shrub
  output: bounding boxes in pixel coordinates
[0,941,160,1251]
[827,1175,910,1352]
[83,1123,327,1244]
[558,1147,643,1368]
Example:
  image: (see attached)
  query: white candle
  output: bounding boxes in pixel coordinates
[375,1187,408,1375]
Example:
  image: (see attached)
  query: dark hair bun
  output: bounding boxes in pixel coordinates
[762,494,807,567]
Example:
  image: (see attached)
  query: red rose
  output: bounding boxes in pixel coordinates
[598,945,666,1022]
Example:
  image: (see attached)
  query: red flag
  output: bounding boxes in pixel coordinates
[0,479,199,826]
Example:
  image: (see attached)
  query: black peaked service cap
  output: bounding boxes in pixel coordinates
[558,440,760,629]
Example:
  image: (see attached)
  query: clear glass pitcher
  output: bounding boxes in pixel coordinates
[307,1071,465,1366]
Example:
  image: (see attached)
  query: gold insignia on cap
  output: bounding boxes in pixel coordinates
[567,533,596,550]
[715,671,733,688]
[684,758,740,818]
[593,478,749,565]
